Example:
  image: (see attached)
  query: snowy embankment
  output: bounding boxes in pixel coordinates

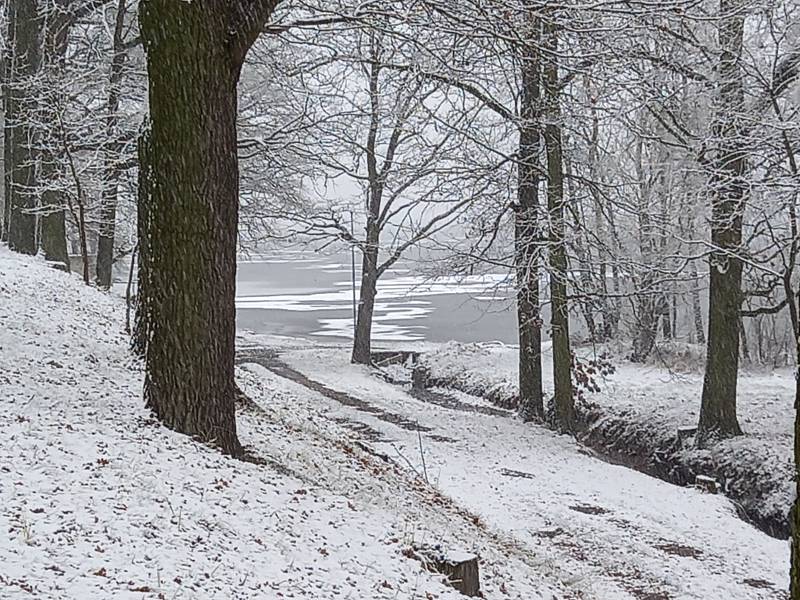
[415,341,795,538]
[278,345,789,599]
[0,249,565,599]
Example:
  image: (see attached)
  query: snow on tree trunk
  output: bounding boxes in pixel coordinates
[698,0,746,443]
[95,0,128,289]
[543,18,574,432]
[352,233,379,365]
[39,1,71,270]
[515,15,544,422]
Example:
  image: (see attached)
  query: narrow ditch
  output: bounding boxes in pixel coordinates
[374,350,789,540]
[414,374,788,540]
[238,346,788,540]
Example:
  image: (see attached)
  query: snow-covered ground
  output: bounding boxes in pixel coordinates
[0,249,564,599]
[1,247,790,599]
[416,341,794,442]
[414,342,795,536]
[278,345,790,599]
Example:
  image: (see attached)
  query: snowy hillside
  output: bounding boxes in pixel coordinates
[277,345,791,599]
[415,341,795,537]
[0,249,564,599]
[0,248,791,599]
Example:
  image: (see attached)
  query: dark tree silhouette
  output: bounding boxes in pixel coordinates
[792,323,800,598]
[4,0,41,253]
[39,0,74,270]
[138,0,280,456]
[543,18,574,432]
[516,15,544,422]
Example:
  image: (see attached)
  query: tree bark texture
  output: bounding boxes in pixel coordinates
[698,0,746,442]
[39,1,70,269]
[139,0,278,455]
[132,122,152,357]
[352,230,379,365]
[789,289,800,598]
[516,18,544,422]
[543,19,574,432]
[6,0,42,255]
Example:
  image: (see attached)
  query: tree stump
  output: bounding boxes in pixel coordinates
[695,475,719,494]
[412,545,480,597]
[412,365,430,390]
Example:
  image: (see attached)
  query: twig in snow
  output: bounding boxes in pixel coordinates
[417,430,429,484]
[391,444,422,479]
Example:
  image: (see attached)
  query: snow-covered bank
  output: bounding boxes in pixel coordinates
[415,342,795,538]
[279,346,789,599]
[0,249,565,599]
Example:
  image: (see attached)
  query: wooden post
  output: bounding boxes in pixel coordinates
[412,365,430,390]
[411,545,480,597]
[695,475,719,494]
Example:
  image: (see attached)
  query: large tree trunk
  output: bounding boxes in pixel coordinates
[543,20,574,432]
[39,1,70,269]
[95,0,127,289]
[1,127,8,243]
[515,18,544,422]
[6,0,41,255]
[793,359,800,598]
[2,11,10,241]
[352,228,379,365]
[698,0,746,443]
[789,287,800,598]
[139,0,271,456]
[40,188,68,266]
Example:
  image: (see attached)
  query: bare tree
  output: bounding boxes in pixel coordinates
[259,20,495,364]
[515,9,545,421]
[95,0,135,288]
[697,0,748,442]
[542,15,574,431]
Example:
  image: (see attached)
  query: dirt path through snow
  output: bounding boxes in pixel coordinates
[238,344,789,600]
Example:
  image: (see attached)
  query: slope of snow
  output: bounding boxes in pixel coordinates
[417,341,794,443]
[0,249,564,599]
[280,345,790,599]
[417,341,794,534]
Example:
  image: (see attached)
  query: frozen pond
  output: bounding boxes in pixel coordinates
[236,250,518,344]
